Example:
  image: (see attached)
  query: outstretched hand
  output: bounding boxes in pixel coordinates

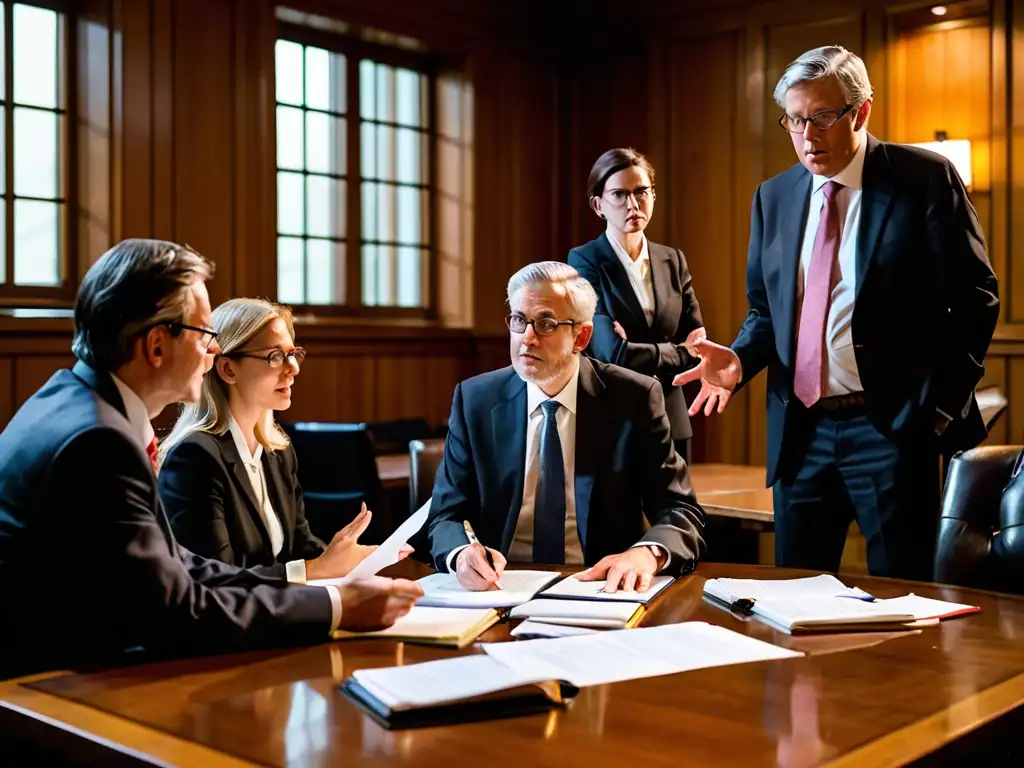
[672,338,743,416]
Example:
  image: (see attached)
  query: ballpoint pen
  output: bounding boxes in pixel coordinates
[463,520,502,588]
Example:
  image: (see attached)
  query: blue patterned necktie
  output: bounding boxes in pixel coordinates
[532,400,566,564]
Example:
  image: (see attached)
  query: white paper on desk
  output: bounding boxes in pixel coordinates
[351,654,549,710]
[415,570,561,608]
[511,620,601,639]
[308,500,429,587]
[703,574,873,605]
[540,573,674,604]
[482,621,802,687]
[872,594,980,620]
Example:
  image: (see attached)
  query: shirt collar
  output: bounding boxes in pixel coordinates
[812,129,867,194]
[605,231,649,271]
[525,355,580,417]
[108,374,156,451]
[228,414,263,465]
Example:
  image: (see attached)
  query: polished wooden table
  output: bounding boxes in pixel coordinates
[3,563,1023,767]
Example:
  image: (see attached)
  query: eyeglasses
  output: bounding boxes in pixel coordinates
[226,347,307,368]
[778,104,855,133]
[506,313,577,336]
[602,186,655,209]
[149,321,219,350]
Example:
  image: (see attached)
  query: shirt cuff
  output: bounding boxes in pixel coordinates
[631,542,670,572]
[286,560,307,584]
[446,544,470,573]
[325,585,343,633]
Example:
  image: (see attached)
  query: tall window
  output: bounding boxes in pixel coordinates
[0,1,68,299]
[275,27,434,312]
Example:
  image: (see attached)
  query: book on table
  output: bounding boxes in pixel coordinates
[332,606,502,648]
[509,598,645,629]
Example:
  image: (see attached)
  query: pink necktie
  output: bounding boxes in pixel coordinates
[794,180,843,408]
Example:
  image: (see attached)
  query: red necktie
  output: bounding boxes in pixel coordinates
[794,180,843,407]
[146,437,159,472]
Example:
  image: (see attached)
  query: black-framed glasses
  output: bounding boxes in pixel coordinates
[603,185,655,209]
[506,314,577,336]
[778,104,855,133]
[148,321,219,350]
[227,347,307,368]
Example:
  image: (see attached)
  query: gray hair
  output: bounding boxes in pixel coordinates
[773,45,873,109]
[72,239,214,372]
[506,261,598,322]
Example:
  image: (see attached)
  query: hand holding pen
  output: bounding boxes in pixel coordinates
[456,520,506,592]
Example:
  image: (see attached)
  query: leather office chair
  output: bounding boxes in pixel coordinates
[934,446,1024,594]
[406,437,446,563]
[279,421,388,544]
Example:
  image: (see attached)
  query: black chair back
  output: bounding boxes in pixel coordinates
[935,445,1024,593]
[405,437,446,564]
[280,421,387,544]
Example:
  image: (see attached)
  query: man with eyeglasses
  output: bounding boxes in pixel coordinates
[675,46,999,581]
[0,238,422,679]
[426,261,705,593]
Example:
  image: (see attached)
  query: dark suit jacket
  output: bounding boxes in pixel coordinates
[732,135,1000,486]
[426,355,706,572]
[0,362,333,679]
[568,235,704,440]
[159,431,324,570]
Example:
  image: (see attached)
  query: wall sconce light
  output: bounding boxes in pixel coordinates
[909,130,973,189]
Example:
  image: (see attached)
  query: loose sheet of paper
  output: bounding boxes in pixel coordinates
[510,599,641,627]
[351,654,548,709]
[309,500,429,587]
[540,574,674,604]
[510,620,601,639]
[482,621,801,687]
[872,594,980,620]
[703,574,873,605]
[416,570,560,608]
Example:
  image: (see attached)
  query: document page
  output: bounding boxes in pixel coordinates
[510,599,641,625]
[416,570,561,608]
[482,622,801,687]
[872,594,980,620]
[309,501,429,587]
[540,574,674,603]
[351,654,548,709]
[703,574,872,605]
[510,620,601,639]
[341,606,495,640]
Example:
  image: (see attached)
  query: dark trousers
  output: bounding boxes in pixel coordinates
[773,405,940,581]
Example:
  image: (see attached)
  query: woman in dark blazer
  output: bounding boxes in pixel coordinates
[158,298,372,577]
[568,148,705,458]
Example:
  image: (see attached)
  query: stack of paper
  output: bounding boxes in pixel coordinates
[509,599,644,629]
[539,573,674,604]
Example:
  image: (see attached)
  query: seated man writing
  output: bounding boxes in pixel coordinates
[426,261,706,592]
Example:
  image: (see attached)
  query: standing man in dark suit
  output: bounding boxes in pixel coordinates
[568,148,706,461]
[0,239,422,679]
[427,261,705,593]
[675,46,999,580]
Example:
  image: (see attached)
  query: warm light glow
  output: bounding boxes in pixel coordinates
[931,5,948,15]
[910,139,973,188]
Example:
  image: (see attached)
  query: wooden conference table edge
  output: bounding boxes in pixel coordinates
[4,567,1024,768]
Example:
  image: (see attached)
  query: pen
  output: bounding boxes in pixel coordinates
[463,520,501,588]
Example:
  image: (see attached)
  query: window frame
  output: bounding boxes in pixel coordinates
[275,22,439,318]
[0,0,76,307]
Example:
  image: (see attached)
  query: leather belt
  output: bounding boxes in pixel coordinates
[809,392,866,417]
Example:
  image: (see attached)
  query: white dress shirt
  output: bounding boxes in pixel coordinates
[447,357,667,570]
[795,131,867,396]
[109,376,341,631]
[226,416,308,585]
[606,231,654,325]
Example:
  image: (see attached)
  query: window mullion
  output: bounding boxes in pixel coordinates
[345,49,360,307]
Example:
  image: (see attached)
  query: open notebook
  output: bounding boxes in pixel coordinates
[342,654,576,729]
[509,599,644,629]
[538,574,674,604]
[332,606,502,648]
[415,570,562,608]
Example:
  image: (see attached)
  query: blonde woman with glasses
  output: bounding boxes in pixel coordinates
[158,298,394,582]
[568,148,706,461]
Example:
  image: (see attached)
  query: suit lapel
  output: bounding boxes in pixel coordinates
[492,372,528,552]
[592,235,647,328]
[573,357,603,553]
[856,136,895,302]
[218,433,274,558]
[648,242,679,336]
[779,172,813,368]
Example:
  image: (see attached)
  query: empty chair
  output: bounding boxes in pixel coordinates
[406,438,446,563]
[279,422,387,544]
[935,445,1024,594]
